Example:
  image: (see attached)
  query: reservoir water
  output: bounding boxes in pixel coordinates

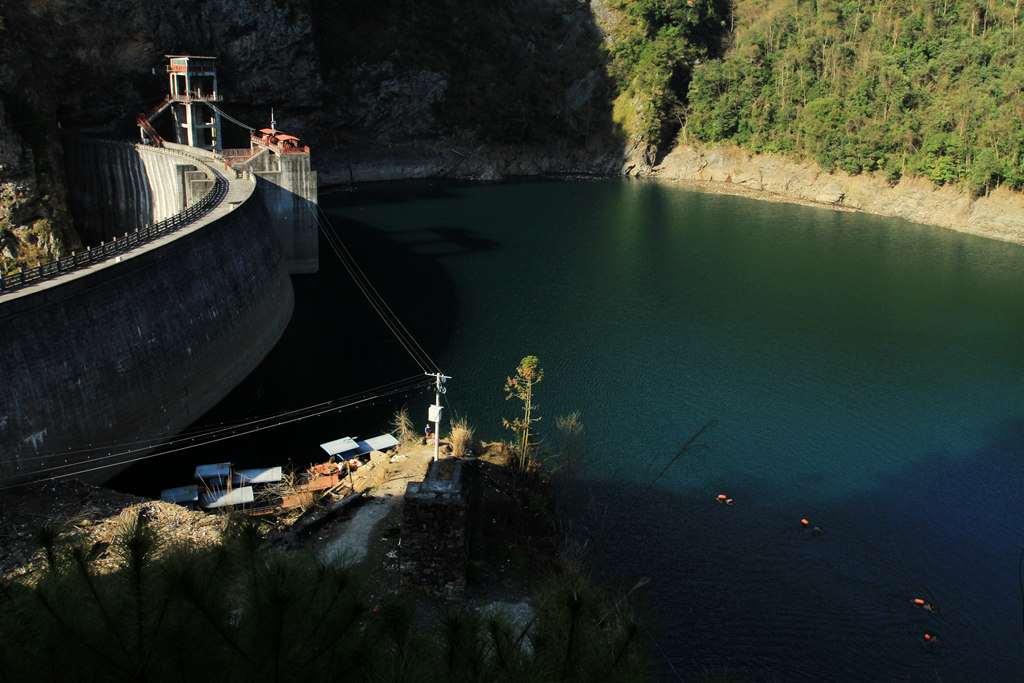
[124,177,1024,680]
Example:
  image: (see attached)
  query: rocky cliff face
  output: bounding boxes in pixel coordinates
[1,0,1022,273]
[0,0,625,274]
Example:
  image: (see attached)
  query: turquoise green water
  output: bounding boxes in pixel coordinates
[322,178,1024,680]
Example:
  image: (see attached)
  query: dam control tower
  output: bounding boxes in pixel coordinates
[138,55,318,274]
[167,55,223,151]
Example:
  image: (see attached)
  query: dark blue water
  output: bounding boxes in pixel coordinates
[322,178,1024,681]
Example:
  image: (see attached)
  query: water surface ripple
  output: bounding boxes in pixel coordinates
[324,178,1024,680]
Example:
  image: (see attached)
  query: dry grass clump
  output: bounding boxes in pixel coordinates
[448,417,476,458]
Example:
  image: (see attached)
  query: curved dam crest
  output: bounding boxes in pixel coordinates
[1,140,296,483]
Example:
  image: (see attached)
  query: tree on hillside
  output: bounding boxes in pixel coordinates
[683,0,1024,195]
[503,355,544,469]
[605,0,730,146]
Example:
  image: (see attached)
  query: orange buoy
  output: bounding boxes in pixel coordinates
[923,633,932,641]
[725,498,733,504]
[913,598,926,606]
[801,519,809,526]
[718,494,728,501]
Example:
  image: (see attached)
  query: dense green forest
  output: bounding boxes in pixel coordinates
[604,0,730,143]
[682,0,1024,196]
[607,0,1024,196]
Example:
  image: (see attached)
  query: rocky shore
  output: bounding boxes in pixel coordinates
[645,144,1024,246]
[316,139,1024,247]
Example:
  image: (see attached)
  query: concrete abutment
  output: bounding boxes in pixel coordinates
[1,140,297,483]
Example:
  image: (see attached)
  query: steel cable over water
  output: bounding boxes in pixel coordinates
[308,202,442,376]
[1,375,433,489]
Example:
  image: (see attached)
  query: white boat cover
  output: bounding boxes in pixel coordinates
[232,466,283,485]
[194,462,232,486]
[200,486,254,509]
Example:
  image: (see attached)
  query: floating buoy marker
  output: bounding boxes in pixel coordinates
[923,633,932,641]
[717,494,728,502]
[801,518,809,526]
[913,598,925,606]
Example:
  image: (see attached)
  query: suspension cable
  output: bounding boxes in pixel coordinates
[309,201,442,375]
[200,99,255,132]
[0,375,433,490]
[13,375,428,465]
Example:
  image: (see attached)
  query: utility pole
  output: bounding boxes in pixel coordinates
[426,372,450,461]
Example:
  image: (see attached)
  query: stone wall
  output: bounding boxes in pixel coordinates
[400,458,473,599]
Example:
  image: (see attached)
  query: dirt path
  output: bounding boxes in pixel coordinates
[314,443,436,566]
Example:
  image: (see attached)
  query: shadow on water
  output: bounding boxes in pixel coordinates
[321,179,488,207]
[107,206,461,498]
[380,225,501,257]
[560,419,1024,681]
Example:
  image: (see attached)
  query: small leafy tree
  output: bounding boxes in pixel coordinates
[503,356,544,468]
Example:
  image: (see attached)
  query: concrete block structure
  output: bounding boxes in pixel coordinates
[138,55,319,273]
[400,458,472,598]
[229,133,319,274]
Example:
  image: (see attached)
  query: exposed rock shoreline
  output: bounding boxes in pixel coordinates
[320,140,1024,248]
[646,144,1024,246]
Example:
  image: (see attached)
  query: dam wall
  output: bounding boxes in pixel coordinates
[0,143,293,483]
[63,138,214,244]
[224,143,319,274]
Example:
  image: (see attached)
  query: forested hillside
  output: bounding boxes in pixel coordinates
[601,0,729,145]
[681,0,1024,196]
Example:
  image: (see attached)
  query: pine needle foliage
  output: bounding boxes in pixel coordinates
[0,508,651,682]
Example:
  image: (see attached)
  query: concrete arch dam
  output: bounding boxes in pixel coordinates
[0,139,296,484]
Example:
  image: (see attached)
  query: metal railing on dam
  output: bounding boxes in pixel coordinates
[0,143,231,294]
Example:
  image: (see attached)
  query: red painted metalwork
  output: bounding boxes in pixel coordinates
[251,130,310,155]
[137,115,165,146]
